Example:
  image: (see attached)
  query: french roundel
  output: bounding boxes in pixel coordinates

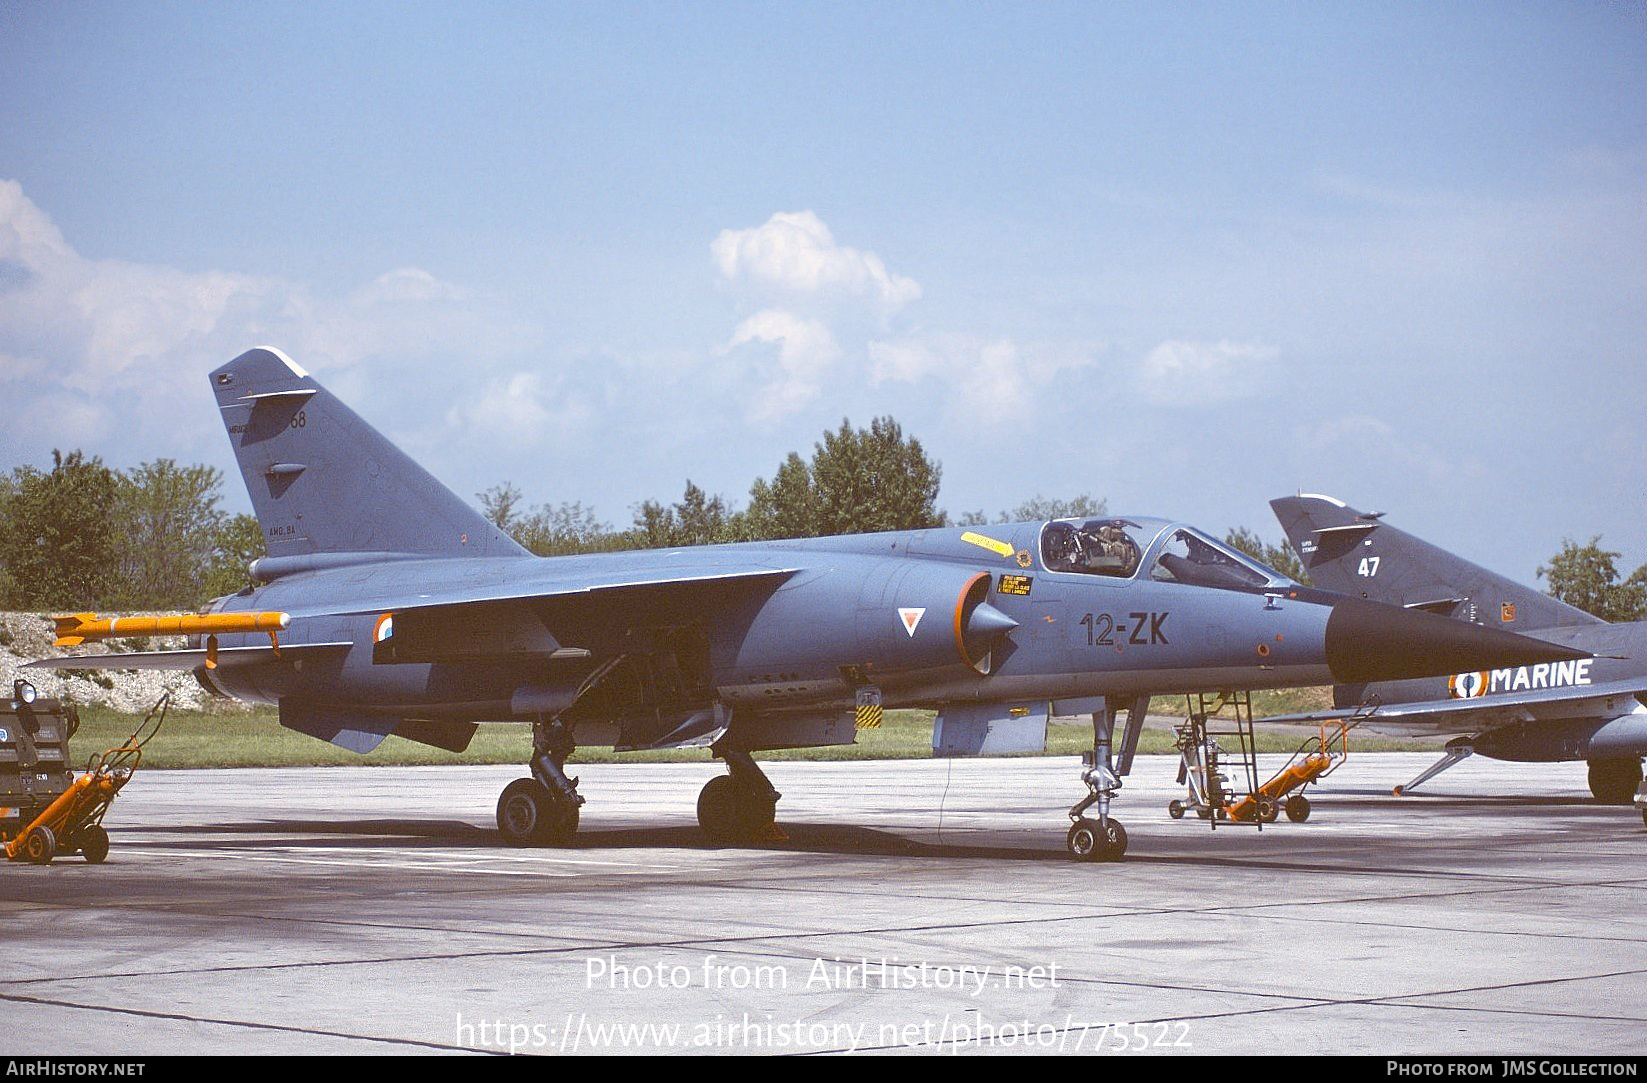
[1449,670,1488,699]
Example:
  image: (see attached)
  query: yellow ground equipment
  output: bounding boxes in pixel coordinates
[1169,691,1348,827]
[3,691,169,865]
[1225,721,1348,824]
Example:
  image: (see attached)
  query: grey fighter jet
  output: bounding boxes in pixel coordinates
[26,350,1587,859]
[1270,494,1647,804]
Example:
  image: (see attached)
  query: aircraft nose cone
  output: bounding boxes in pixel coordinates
[1323,596,1588,684]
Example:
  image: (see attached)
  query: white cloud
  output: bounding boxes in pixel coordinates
[869,333,1096,421]
[0,180,284,398]
[350,267,472,306]
[1294,414,1487,494]
[0,179,537,463]
[724,309,841,424]
[1135,339,1276,406]
[712,210,921,311]
[444,371,593,447]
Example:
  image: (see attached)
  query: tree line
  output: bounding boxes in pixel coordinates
[2,420,1641,624]
[0,452,262,611]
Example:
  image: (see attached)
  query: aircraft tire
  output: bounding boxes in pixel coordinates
[1285,795,1311,823]
[1066,817,1126,862]
[78,825,110,864]
[697,775,774,843]
[22,825,55,865]
[539,800,579,845]
[1587,758,1643,805]
[497,778,578,846]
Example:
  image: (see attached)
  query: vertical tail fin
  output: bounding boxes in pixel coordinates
[211,348,528,561]
[1270,493,1601,631]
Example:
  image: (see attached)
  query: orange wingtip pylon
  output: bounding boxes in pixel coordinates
[51,611,290,647]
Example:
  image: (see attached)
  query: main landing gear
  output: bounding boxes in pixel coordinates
[497,720,584,846]
[494,722,786,847]
[697,742,781,844]
[1587,757,1643,806]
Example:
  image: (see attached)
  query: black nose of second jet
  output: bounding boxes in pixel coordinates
[1323,595,1588,684]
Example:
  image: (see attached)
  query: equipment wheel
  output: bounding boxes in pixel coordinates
[78,825,110,864]
[1284,795,1312,823]
[697,775,776,843]
[1066,817,1126,862]
[1257,796,1280,823]
[497,778,579,846]
[22,825,55,865]
[1167,800,1185,820]
[1587,758,1643,805]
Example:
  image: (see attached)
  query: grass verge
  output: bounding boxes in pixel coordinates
[66,686,1440,770]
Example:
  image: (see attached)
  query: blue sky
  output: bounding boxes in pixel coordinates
[2,2,1643,582]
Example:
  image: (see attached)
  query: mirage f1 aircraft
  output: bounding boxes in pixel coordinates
[28,350,1587,860]
[1269,494,1647,804]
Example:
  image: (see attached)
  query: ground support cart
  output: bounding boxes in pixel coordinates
[3,689,168,864]
[1,683,78,860]
[1168,692,1349,828]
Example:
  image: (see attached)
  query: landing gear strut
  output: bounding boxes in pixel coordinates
[697,742,780,843]
[1393,740,1473,797]
[497,720,584,846]
[1066,696,1144,861]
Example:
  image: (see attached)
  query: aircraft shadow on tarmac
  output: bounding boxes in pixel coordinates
[1313,789,1613,808]
[111,818,1087,862]
[103,791,1640,871]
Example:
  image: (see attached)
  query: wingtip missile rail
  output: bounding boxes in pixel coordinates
[51,611,290,648]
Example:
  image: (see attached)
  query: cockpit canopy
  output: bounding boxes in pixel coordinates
[1039,517,1292,590]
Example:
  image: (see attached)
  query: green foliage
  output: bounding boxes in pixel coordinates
[955,494,1106,526]
[477,482,628,556]
[74,693,1434,768]
[1538,537,1646,621]
[112,459,231,607]
[477,481,524,532]
[202,512,267,598]
[1009,494,1106,522]
[0,450,121,608]
[746,417,943,539]
[1225,526,1311,584]
[517,500,622,555]
[744,452,818,540]
[0,452,268,610]
[632,481,742,548]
